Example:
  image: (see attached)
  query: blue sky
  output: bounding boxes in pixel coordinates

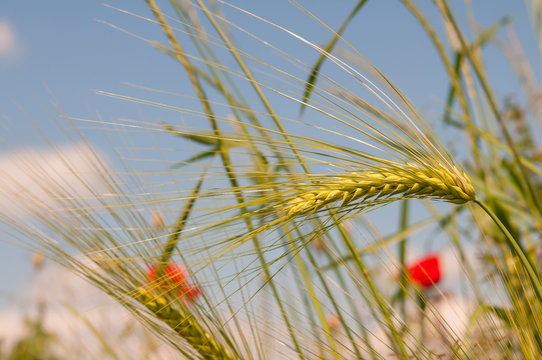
[0,1,539,305]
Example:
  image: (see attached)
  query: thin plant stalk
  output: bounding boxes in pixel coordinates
[437,0,542,217]
[475,199,542,303]
[146,1,306,357]
[397,199,409,329]
[333,214,410,358]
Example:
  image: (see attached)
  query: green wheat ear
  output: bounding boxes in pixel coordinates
[282,163,475,217]
[135,287,234,360]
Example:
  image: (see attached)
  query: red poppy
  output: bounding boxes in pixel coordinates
[406,254,441,289]
[147,262,201,302]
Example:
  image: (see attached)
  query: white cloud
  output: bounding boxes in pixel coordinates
[0,143,110,218]
[0,20,20,59]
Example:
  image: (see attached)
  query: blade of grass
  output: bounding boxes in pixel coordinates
[156,165,207,277]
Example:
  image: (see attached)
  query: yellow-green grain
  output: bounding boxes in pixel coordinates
[135,287,234,360]
[283,163,475,217]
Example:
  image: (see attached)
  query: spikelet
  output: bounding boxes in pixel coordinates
[135,287,234,360]
[282,163,475,217]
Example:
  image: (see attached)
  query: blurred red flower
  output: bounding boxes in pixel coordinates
[147,262,201,302]
[407,254,441,289]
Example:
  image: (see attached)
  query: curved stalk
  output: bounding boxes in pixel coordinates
[475,199,542,303]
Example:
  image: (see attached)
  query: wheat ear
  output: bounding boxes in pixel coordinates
[135,287,234,360]
[283,163,475,217]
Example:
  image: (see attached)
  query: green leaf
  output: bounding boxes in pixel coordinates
[162,123,248,149]
[170,149,218,169]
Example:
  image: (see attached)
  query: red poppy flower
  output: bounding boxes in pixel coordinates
[406,254,441,289]
[147,262,201,302]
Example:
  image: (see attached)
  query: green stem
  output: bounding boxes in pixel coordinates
[438,0,541,218]
[334,216,410,358]
[475,199,542,302]
[146,2,305,357]
[400,0,483,175]
[287,228,341,359]
[398,199,409,329]
[196,0,311,174]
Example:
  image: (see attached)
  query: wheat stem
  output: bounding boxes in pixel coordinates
[437,0,542,218]
[475,200,542,304]
[333,213,410,358]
